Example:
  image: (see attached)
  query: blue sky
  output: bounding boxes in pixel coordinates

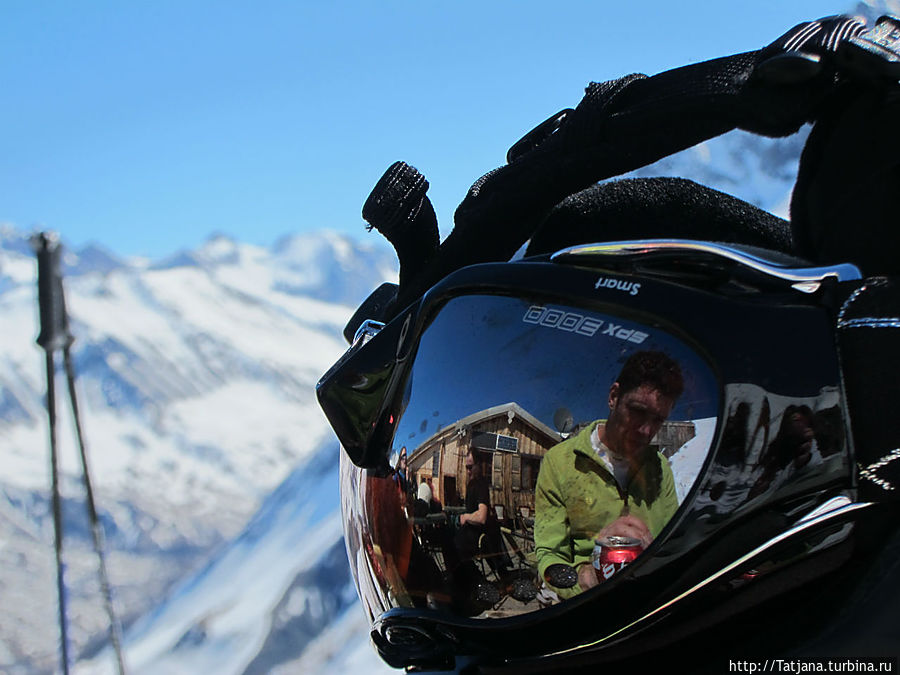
[1,1,855,258]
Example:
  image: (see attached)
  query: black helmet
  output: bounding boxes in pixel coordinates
[318,15,900,674]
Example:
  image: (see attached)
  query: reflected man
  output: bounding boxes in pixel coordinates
[535,351,683,598]
[455,449,490,561]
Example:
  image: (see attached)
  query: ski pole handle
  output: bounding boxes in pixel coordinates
[32,232,73,352]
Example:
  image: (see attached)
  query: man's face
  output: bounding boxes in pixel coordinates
[465,455,475,474]
[605,383,675,459]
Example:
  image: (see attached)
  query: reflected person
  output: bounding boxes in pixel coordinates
[393,446,410,497]
[455,449,491,562]
[440,449,496,614]
[535,351,684,598]
[749,404,816,498]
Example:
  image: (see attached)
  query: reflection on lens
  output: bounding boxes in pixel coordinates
[346,296,721,620]
[535,350,690,599]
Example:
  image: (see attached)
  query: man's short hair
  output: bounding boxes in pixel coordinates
[616,351,684,401]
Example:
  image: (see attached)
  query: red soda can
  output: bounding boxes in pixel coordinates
[592,535,644,581]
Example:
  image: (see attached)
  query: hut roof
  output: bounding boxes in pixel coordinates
[408,402,562,463]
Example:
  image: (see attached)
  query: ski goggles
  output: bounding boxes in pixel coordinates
[317,240,865,665]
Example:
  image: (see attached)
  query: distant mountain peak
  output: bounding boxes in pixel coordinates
[196,232,244,266]
[0,223,40,258]
[65,242,126,276]
[858,0,900,19]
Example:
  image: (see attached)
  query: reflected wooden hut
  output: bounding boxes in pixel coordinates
[406,402,561,520]
[407,404,697,523]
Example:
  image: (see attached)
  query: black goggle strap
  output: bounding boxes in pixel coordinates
[836,276,900,500]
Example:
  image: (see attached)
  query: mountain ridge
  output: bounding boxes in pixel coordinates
[0,227,395,673]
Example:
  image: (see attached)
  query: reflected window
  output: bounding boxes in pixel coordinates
[520,455,540,492]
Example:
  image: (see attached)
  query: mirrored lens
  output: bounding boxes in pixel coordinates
[342,295,720,620]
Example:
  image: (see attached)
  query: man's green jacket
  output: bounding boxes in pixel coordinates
[535,421,679,599]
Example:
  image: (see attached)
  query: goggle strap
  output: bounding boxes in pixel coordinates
[837,276,900,500]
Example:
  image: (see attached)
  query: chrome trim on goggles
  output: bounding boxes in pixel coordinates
[551,498,873,658]
[796,494,854,523]
[551,240,862,293]
[352,319,386,347]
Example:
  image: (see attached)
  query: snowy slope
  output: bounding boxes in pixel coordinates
[0,227,396,674]
[75,443,398,675]
[628,130,807,220]
[75,442,348,675]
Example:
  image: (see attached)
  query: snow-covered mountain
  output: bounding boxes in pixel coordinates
[0,226,396,674]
